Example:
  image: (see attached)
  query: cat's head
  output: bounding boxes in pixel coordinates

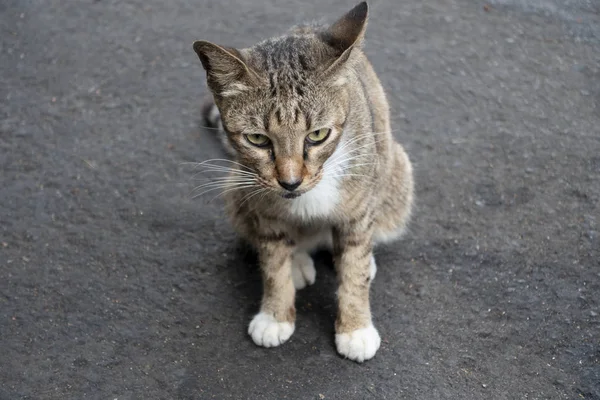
[193,2,368,198]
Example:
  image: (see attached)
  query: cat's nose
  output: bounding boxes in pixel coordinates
[278,179,302,192]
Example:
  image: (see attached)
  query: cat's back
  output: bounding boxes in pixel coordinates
[351,49,392,137]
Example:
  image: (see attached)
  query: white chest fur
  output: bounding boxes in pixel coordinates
[288,141,348,221]
[288,171,340,220]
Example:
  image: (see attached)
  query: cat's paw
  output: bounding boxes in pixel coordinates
[248,312,295,348]
[335,324,381,363]
[291,252,316,290]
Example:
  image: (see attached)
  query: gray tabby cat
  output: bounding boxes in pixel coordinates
[193,2,413,362]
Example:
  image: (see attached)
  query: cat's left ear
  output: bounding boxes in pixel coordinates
[193,40,260,97]
[322,1,369,73]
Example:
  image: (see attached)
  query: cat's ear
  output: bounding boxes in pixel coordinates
[193,40,260,97]
[322,1,368,72]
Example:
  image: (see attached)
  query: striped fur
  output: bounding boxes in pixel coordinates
[193,2,413,362]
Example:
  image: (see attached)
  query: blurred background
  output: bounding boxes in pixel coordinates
[1,0,598,399]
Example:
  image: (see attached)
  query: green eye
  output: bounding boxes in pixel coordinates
[245,134,271,147]
[306,128,331,144]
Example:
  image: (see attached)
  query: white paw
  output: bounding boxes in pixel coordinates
[335,324,381,363]
[291,252,316,290]
[369,255,377,280]
[248,312,295,348]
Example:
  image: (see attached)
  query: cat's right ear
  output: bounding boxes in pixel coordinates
[193,41,260,97]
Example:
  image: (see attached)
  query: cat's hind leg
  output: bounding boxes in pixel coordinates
[292,229,333,290]
[291,251,316,290]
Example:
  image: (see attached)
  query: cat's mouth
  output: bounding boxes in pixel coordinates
[282,192,302,199]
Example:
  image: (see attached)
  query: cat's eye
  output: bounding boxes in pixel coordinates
[306,128,331,145]
[245,134,271,147]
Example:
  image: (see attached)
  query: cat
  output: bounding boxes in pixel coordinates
[192,1,413,362]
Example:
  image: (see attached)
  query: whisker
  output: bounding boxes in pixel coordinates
[192,174,255,181]
[191,184,256,200]
[336,136,387,155]
[238,187,263,204]
[339,162,378,169]
[191,178,256,189]
[190,184,255,198]
[331,173,373,178]
[326,137,386,167]
[192,168,256,179]
[207,184,257,203]
[328,173,376,181]
[197,124,223,132]
[192,166,257,177]
[195,175,255,181]
[195,158,254,172]
[182,160,256,181]
[191,180,256,191]
[327,154,378,168]
[256,188,272,205]
[195,162,255,170]
[333,131,388,154]
[239,187,270,208]
[340,130,390,143]
[192,176,255,183]
[193,166,256,175]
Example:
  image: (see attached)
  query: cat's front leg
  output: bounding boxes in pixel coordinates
[333,226,381,362]
[248,235,296,348]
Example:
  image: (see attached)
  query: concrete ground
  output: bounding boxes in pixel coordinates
[1,0,599,399]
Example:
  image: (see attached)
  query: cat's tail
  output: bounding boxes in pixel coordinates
[201,98,236,156]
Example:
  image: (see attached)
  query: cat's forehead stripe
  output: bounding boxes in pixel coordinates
[264,103,308,132]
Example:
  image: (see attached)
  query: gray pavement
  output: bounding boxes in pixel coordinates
[1,0,599,399]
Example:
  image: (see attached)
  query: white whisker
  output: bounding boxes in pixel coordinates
[191,184,256,200]
[331,173,373,178]
[255,188,272,207]
[208,184,257,203]
[336,136,386,155]
[328,154,378,168]
[197,124,223,132]
[196,158,254,172]
[191,180,256,192]
[193,165,256,174]
[191,178,256,190]
[193,177,255,185]
[239,187,270,208]
[239,187,263,204]
[339,162,378,170]
[326,137,386,168]
[193,170,255,180]
[328,173,376,182]
[192,168,257,180]
[332,131,388,154]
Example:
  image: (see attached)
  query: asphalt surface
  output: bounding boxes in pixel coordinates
[1,0,599,399]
